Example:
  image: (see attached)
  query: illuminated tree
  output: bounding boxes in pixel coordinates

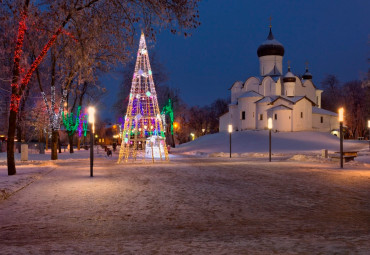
[62,106,81,153]
[161,98,175,147]
[118,33,168,163]
[5,0,200,174]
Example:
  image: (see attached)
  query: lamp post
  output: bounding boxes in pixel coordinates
[88,106,95,177]
[338,107,344,168]
[368,120,370,152]
[268,118,272,162]
[228,124,232,158]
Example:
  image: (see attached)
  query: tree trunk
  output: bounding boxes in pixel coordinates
[77,137,81,150]
[7,110,17,175]
[45,132,48,151]
[68,134,74,153]
[51,130,58,160]
[58,136,62,153]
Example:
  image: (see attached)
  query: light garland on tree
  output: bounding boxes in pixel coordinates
[77,113,88,137]
[161,98,174,135]
[41,89,67,134]
[62,106,81,136]
[117,32,169,163]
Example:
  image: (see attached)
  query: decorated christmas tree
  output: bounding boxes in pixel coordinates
[117,32,169,163]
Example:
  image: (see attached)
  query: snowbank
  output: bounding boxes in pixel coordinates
[173,130,368,158]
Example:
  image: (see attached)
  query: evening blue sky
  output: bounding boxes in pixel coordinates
[100,0,369,121]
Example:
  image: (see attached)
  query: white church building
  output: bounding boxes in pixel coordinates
[219,27,339,133]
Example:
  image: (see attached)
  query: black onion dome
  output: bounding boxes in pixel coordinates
[302,67,313,80]
[257,28,285,57]
[283,67,296,83]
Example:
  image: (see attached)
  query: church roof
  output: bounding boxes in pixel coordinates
[255,96,278,104]
[257,28,285,57]
[238,90,263,99]
[271,96,316,106]
[228,81,243,90]
[312,106,338,116]
[267,105,293,111]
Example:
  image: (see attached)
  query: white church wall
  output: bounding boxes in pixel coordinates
[302,80,316,103]
[256,103,270,129]
[238,97,258,130]
[231,82,243,103]
[259,55,283,76]
[292,100,312,131]
[268,109,292,132]
[243,77,260,93]
[315,90,323,108]
[294,79,305,97]
[312,114,339,132]
[275,79,282,96]
[219,112,230,132]
[262,77,276,96]
[230,105,239,131]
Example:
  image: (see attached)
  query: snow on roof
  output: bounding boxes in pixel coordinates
[276,96,316,105]
[229,101,238,106]
[260,39,283,46]
[284,71,295,78]
[228,81,243,90]
[312,106,338,116]
[238,90,263,99]
[267,104,292,111]
[280,96,304,103]
[255,96,278,104]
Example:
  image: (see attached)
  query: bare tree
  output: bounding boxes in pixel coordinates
[3,0,201,175]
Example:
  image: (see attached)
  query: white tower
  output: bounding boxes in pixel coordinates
[283,62,296,97]
[257,24,285,77]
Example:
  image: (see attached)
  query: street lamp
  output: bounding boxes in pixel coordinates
[368,120,370,152]
[88,106,95,177]
[190,133,195,141]
[338,107,344,168]
[268,117,272,162]
[202,128,205,135]
[228,124,232,158]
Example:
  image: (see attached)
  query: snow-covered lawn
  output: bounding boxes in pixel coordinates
[0,152,369,253]
[0,132,369,253]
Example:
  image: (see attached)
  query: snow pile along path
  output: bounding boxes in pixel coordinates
[173,130,368,157]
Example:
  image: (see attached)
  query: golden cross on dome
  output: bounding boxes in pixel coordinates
[287,60,291,68]
[269,16,272,28]
[305,61,309,69]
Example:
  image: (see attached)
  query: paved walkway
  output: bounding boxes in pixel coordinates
[0,157,369,254]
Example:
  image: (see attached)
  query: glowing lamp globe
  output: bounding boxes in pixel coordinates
[228,124,232,133]
[88,107,95,124]
[338,107,344,122]
[268,118,273,130]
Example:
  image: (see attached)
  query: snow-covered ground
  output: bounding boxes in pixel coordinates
[0,156,369,254]
[0,132,369,253]
[173,130,370,163]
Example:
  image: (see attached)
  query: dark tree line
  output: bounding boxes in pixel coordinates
[321,74,370,139]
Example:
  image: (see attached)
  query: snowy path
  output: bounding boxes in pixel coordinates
[0,156,369,254]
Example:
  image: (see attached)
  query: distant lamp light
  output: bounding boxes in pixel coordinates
[338,107,344,122]
[368,120,370,128]
[88,107,95,124]
[202,128,205,133]
[268,118,273,130]
[190,133,195,140]
[173,122,179,129]
[228,124,232,133]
